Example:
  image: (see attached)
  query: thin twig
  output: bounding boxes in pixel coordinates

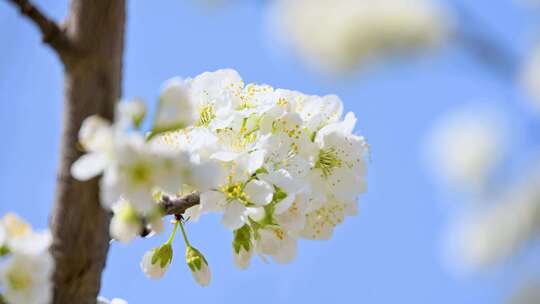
[139,193,200,237]
[450,0,519,80]
[158,192,201,216]
[6,0,71,56]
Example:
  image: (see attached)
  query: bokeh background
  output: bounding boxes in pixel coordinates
[1,0,540,303]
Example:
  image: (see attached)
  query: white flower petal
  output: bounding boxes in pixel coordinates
[200,191,227,213]
[274,194,295,215]
[210,151,240,162]
[140,250,169,280]
[244,180,273,206]
[246,207,266,222]
[233,247,252,270]
[273,237,297,264]
[71,153,108,181]
[8,230,52,256]
[221,201,247,230]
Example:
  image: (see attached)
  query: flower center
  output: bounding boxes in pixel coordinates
[117,203,139,224]
[221,182,248,202]
[315,148,342,177]
[277,97,289,107]
[198,104,216,127]
[128,162,152,185]
[216,128,251,152]
[7,270,31,291]
[273,228,285,241]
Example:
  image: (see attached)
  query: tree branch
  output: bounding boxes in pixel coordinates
[49,1,126,303]
[159,193,201,216]
[6,0,71,57]
[140,193,201,237]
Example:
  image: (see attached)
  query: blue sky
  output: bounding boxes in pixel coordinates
[1,0,539,303]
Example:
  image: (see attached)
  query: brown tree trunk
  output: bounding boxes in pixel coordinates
[48,1,125,303]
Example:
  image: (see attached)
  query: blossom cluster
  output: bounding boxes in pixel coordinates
[0,213,53,304]
[72,69,368,285]
[270,0,448,73]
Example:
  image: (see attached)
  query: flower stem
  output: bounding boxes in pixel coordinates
[166,220,179,245]
[179,220,191,247]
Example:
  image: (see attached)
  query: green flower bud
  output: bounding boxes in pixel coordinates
[140,244,172,279]
[185,246,211,287]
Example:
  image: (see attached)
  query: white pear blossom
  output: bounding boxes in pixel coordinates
[256,227,297,264]
[117,98,147,128]
[270,0,448,73]
[101,135,191,213]
[188,69,243,129]
[308,112,368,208]
[195,152,271,230]
[301,199,356,240]
[70,115,115,181]
[300,95,344,133]
[152,77,196,133]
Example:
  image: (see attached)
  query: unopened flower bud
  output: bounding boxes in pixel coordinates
[185,246,211,286]
[140,243,172,279]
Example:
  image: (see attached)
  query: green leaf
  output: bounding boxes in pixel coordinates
[146,123,186,141]
[0,246,10,257]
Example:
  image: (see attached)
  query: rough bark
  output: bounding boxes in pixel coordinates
[41,1,125,303]
[7,2,126,302]
[7,0,126,302]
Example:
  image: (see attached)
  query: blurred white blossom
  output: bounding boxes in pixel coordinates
[152,77,196,133]
[109,199,143,244]
[117,98,147,128]
[522,46,540,111]
[270,0,448,73]
[427,107,507,192]
[447,169,540,268]
[0,213,54,304]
